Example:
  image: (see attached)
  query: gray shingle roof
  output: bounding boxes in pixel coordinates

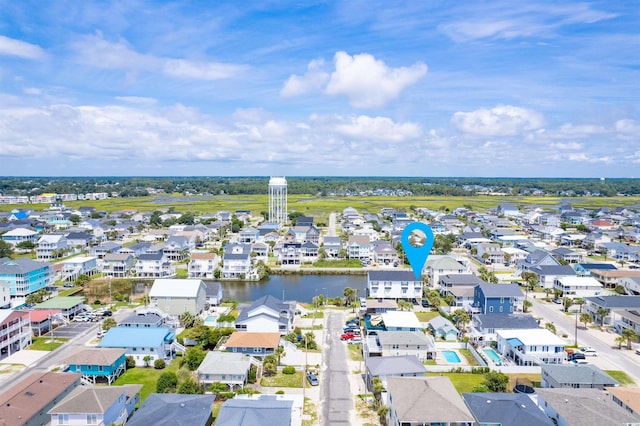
[216,398,292,426]
[585,295,640,309]
[541,364,618,386]
[366,355,426,376]
[476,282,523,298]
[127,394,215,426]
[475,314,539,330]
[462,393,553,426]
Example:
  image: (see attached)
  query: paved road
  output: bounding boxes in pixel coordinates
[530,297,640,382]
[328,212,337,237]
[320,310,353,426]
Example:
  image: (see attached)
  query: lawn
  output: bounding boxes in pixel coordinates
[425,372,541,394]
[458,349,480,366]
[415,311,441,322]
[260,371,304,388]
[114,358,182,401]
[605,370,636,386]
[348,343,364,362]
[29,337,69,351]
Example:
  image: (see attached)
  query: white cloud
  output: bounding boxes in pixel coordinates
[616,119,640,140]
[116,96,157,105]
[70,32,244,80]
[0,35,46,60]
[333,115,421,142]
[325,52,427,108]
[23,87,42,95]
[281,58,329,97]
[451,105,544,136]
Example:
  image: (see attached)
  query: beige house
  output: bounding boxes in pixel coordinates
[148,279,207,316]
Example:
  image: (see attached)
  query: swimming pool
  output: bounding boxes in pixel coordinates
[483,348,502,363]
[442,350,461,363]
[204,315,218,325]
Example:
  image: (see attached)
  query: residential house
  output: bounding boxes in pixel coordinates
[216,396,299,426]
[235,295,295,335]
[583,295,640,329]
[497,203,519,217]
[620,276,640,295]
[188,252,219,279]
[135,252,175,279]
[322,236,342,258]
[554,276,603,298]
[424,256,466,288]
[34,296,86,320]
[25,309,59,336]
[590,269,640,290]
[0,281,8,309]
[197,351,252,391]
[380,310,423,332]
[49,384,141,426]
[300,241,319,263]
[384,376,475,426]
[365,355,427,393]
[468,314,539,345]
[101,253,135,278]
[462,393,554,426]
[367,270,422,300]
[118,242,151,257]
[541,364,619,390]
[60,256,98,282]
[439,274,485,311]
[1,228,39,247]
[363,299,398,314]
[251,242,269,263]
[64,232,94,250]
[551,247,583,264]
[222,243,252,279]
[0,310,31,358]
[528,264,577,289]
[373,331,436,361]
[517,250,560,274]
[428,316,459,340]
[224,332,280,358]
[279,242,303,265]
[203,281,224,306]
[239,227,260,244]
[496,329,566,365]
[98,326,177,367]
[347,235,372,260]
[163,235,192,261]
[0,257,52,300]
[148,279,207,316]
[609,387,640,418]
[477,242,505,264]
[63,348,128,385]
[533,388,639,426]
[90,241,122,259]
[127,394,215,426]
[573,263,617,276]
[0,372,82,426]
[473,282,523,314]
[371,241,398,265]
[119,311,164,328]
[36,234,68,260]
[502,247,529,265]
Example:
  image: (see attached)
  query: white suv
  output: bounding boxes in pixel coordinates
[580,347,597,356]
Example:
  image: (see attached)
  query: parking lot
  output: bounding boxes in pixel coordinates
[46,322,96,339]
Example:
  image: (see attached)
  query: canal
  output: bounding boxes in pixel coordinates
[207,274,367,303]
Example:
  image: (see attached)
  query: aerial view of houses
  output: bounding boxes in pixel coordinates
[0,176,639,426]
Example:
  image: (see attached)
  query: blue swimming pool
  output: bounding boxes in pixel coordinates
[204,315,218,325]
[484,348,502,363]
[442,350,461,363]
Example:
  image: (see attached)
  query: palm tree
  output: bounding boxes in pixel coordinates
[579,313,592,329]
[275,346,285,365]
[622,328,638,350]
[596,307,609,327]
[615,335,626,349]
[343,287,357,307]
[544,288,552,302]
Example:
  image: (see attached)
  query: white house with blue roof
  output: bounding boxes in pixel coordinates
[97,326,177,367]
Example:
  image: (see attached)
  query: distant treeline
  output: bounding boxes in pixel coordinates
[0,176,639,197]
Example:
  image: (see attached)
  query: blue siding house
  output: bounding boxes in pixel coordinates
[98,326,177,367]
[63,347,127,385]
[0,257,52,298]
[474,283,523,315]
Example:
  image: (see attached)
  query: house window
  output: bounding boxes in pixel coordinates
[58,414,69,425]
[98,365,103,371]
[489,307,494,313]
[499,306,503,313]
[87,414,98,424]
[500,298,504,303]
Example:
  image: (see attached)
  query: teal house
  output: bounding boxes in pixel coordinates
[0,257,52,298]
[63,347,127,385]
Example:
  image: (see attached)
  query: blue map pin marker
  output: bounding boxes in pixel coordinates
[401,222,434,279]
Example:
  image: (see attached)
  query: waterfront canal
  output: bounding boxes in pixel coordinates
[207,274,367,303]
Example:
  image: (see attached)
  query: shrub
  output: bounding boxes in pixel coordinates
[156,372,178,393]
[275,390,285,395]
[154,359,166,369]
[94,300,101,305]
[125,356,136,369]
[282,366,296,375]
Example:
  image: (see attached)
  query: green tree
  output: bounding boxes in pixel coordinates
[596,307,609,327]
[622,328,638,349]
[0,240,14,258]
[156,371,178,393]
[397,300,413,311]
[523,299,533,313]
[580,313,592,329]
[68,214,81,225]
[545,322,556,335]
[15,240,36,251]
[615,335,626,349]
[150,211,162,227]
[300,332,317,350]
[178,212,195,225]
[143,355,152,367]
[452,309,470,329]
[615,285,627,295]
[102,317,117,331]
[75,274,91,286]
[343,287,357,306]
[177,377,204,394]
[180,312,196,328]
[184,347,206,370]
[275,346,285,365]
[482,371,509,392]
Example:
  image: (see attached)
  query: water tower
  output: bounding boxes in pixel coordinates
[268,176,288,225]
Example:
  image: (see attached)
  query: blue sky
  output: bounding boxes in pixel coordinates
[0,1,638,177]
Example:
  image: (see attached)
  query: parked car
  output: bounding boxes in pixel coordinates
[341,331,358,340]
[552,298,562,304]
[347,337,362,344]
[568,352,586,362]
[580,347,598,356]
[421,299,429,308]
[306,372,319,386]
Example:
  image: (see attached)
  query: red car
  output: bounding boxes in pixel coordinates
[340,330,360,340]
